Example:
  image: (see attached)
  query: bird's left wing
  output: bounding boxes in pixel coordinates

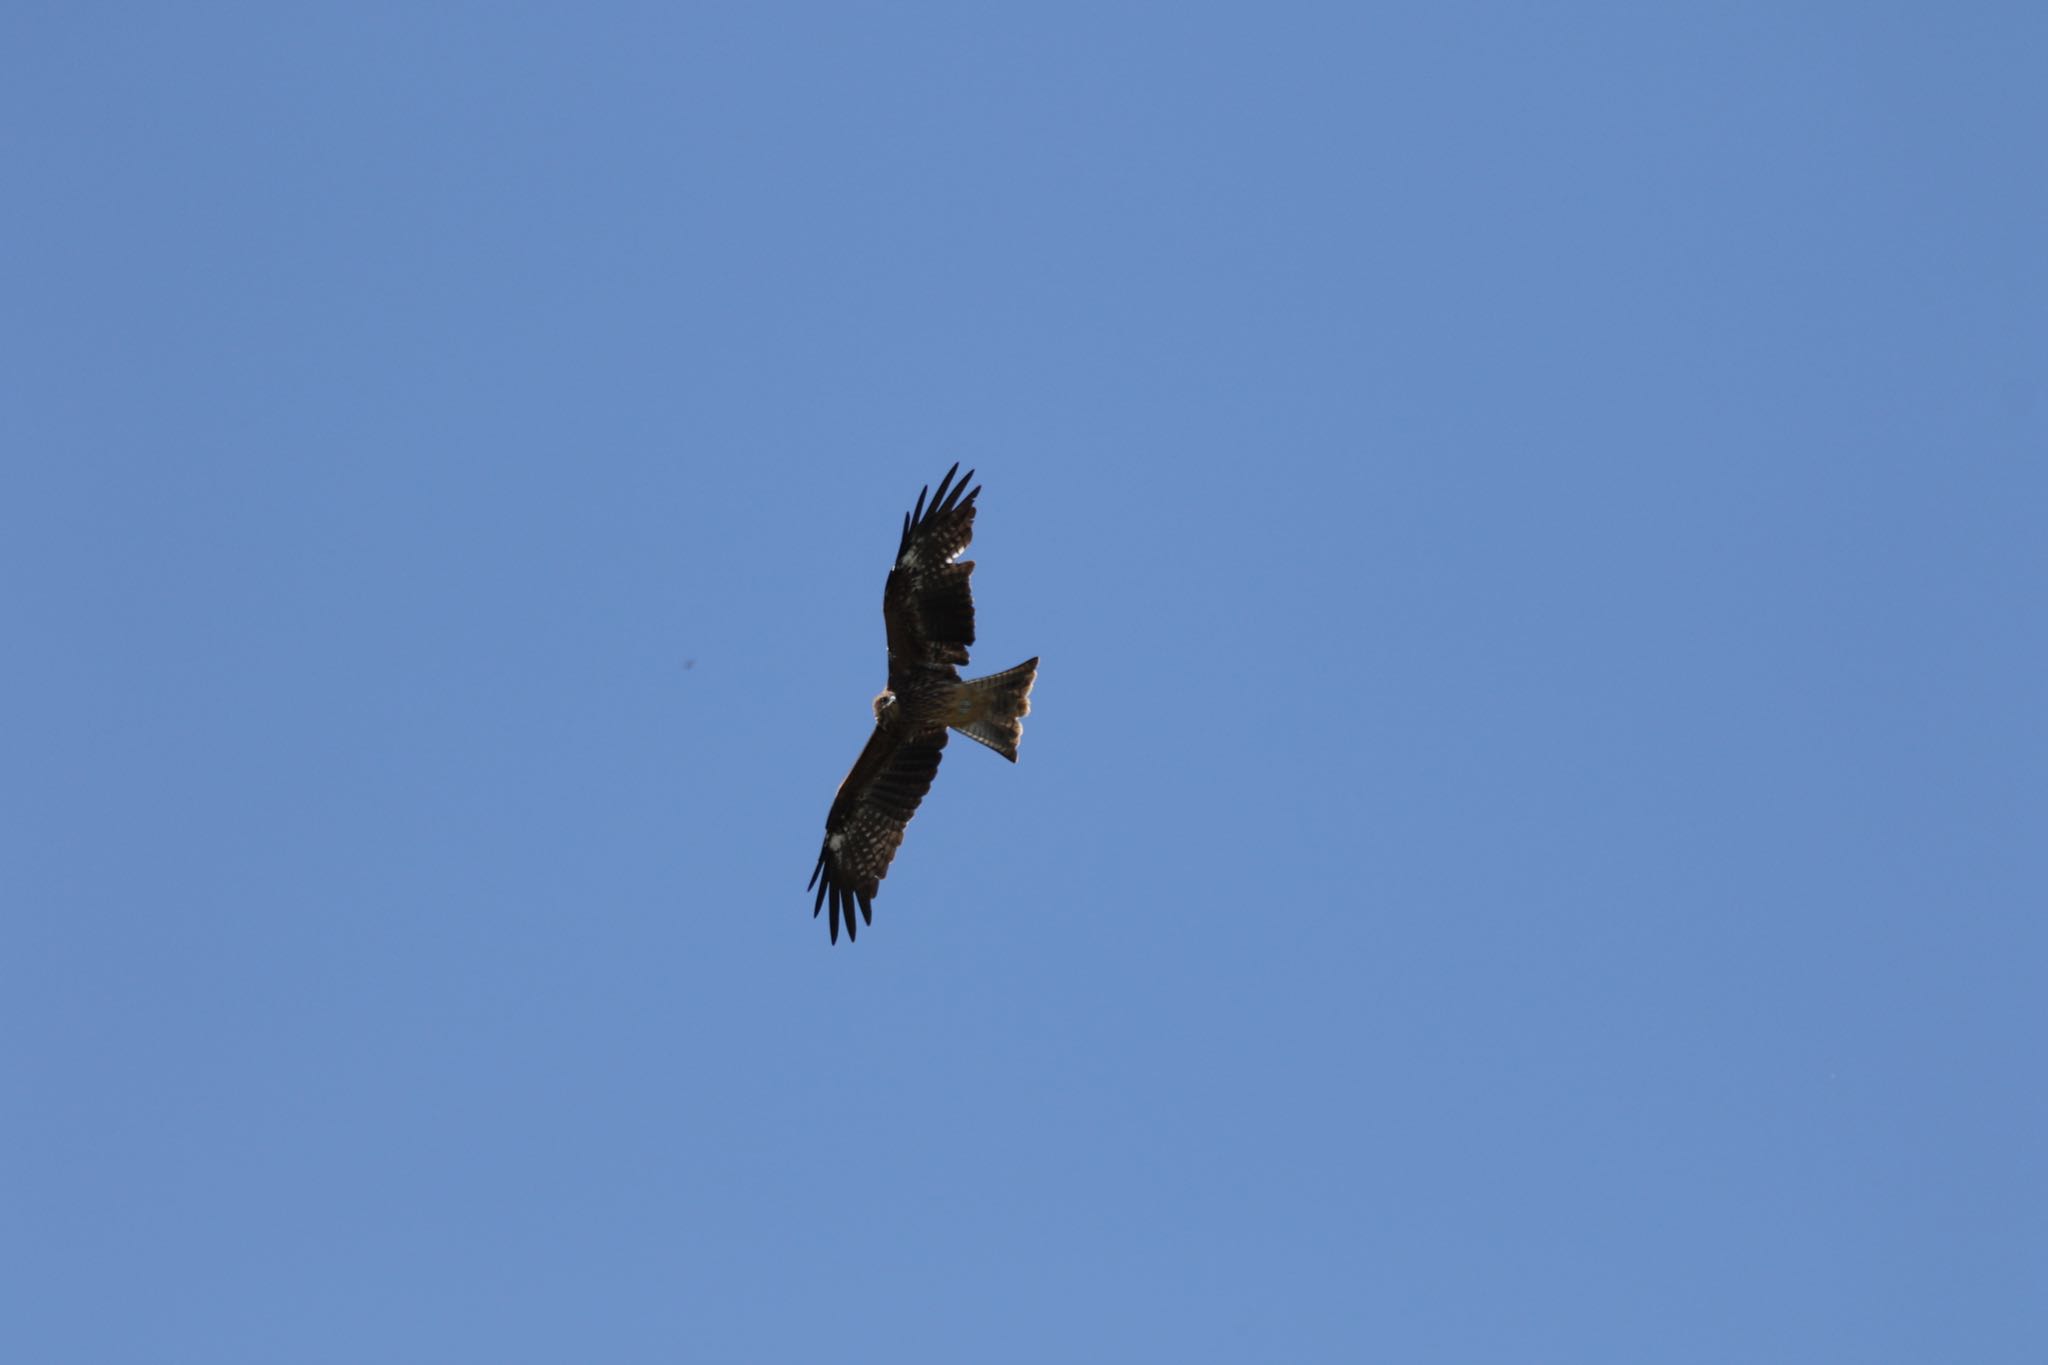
[883,463,979,671]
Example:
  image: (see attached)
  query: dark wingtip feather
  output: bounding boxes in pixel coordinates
[927,464,955,519]
[940,466,972,515]
[857,888,873,926]
[902,463,978,553]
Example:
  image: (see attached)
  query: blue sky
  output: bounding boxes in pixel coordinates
[5,4,2044,1361]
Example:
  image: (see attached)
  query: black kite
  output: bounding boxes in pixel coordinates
[807,465,1038,943]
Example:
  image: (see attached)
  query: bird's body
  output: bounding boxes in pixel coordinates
[808,465,1037,943]
[875,667,956,733]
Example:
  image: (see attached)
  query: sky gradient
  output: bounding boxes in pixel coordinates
[5,4,2044,1361]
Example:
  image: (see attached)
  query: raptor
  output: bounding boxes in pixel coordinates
[807,465,1038,943]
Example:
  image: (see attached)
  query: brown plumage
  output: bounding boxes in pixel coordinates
[808,464,1038,943]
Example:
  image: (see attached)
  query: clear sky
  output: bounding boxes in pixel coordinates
[5,4,2043,1361]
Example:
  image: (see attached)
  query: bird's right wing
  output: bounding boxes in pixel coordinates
[809,725,950,943]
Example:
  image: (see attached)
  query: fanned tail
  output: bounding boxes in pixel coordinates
[949,657,1038,761]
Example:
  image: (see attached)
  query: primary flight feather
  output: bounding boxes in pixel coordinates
[807,464,1038,943]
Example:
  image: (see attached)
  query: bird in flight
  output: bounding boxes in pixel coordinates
[808,464,1038,943]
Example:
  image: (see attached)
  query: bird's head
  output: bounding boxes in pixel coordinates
[872,689,897,724]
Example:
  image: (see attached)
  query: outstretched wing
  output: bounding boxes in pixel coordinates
[884,463,979,672]
[808,726,949,943]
